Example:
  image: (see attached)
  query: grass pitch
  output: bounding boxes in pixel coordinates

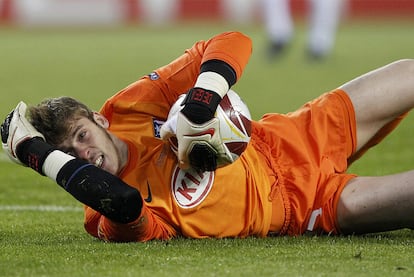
[1,19,414,276]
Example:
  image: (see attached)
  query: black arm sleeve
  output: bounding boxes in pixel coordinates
[16,137,142,224]
[56,159,142,224]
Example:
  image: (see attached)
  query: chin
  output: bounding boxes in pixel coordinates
[105,167,117,175]
[107,165,121,176]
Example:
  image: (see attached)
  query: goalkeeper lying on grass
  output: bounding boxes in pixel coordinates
[2,31,414,242]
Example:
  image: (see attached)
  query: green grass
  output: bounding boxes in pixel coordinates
[1,20,414,276]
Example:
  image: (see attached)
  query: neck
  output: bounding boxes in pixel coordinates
[109,133,129,176]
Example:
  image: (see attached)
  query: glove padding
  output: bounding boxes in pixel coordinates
[160,95,234,171]
[1,101,45,165]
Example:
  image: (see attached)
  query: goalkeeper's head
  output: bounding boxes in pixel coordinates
[28,97,95,146]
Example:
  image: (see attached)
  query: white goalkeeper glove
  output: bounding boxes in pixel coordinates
[1,101,45,165]
[160,91,233,171]
[176,113,234,171]
[160,94,185,157]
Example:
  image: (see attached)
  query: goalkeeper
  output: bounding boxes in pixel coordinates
[2,31,414,242]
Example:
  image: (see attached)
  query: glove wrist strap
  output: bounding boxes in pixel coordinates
[182,88,222,124]
[16,137,56,175]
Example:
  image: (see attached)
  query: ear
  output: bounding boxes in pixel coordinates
[93,112,109,129]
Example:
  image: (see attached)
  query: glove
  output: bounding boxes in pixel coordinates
[160,94,233,171]
[160,94,185,157]
[176,113,234,171]
[1,101,45,165]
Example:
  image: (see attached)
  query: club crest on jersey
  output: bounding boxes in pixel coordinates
[171,166,214,208]
[149,72,159,80]
[153,119,164,138]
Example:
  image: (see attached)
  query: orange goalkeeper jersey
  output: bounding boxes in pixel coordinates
[83,31,369,242]
[83,31,281,242]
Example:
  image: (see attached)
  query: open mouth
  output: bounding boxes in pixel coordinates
[94,155,104,168]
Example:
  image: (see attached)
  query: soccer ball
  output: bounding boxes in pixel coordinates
[167,89,252,166]
[215,89,251,161]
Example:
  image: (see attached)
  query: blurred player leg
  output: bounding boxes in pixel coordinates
[307,0,344,59]
[262,0,294,58]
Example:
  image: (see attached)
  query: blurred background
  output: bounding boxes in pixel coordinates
[1,0,414,173]
[1,3,414,276]
[1,0,413,26]
[0,0,414,26]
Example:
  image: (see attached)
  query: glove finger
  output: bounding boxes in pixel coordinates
[160,125,174,141]
[16,101,28,118]
[188,143,217,172]
[160,113,179,140]
[1,102,26,144]
[178,160,190,170]
[177,150,189,170]
[1,111,13,144]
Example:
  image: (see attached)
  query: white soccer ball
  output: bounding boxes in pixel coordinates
[167,89,252,166]
[215,89,251,161]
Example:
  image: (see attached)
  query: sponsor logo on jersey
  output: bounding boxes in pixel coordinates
[171,166,214,208]
[152,118,164,138]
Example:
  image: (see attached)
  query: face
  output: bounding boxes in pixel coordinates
[58,113,128,176]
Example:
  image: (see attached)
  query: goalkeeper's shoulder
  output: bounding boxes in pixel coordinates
[213,31,252,45]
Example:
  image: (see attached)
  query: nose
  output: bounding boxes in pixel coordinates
[73,143,90,161]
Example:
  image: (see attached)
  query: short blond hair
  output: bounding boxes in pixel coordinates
[28,97,94,146]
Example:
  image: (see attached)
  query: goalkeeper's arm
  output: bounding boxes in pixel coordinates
[176,60,237,171]
[181,59,236,123]
[1,102,142,224]
[19,138,143,224]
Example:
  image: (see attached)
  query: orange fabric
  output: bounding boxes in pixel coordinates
[84,31,276,242]
[251,90,358,235]
[82,32,407,242]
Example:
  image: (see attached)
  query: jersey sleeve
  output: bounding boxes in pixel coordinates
[84,205,177,242]
[196,31,252,81]
[100,31,253,119]
[90,32,254,242]
[155,31,252,102]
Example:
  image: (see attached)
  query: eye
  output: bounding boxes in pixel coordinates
[78,131,86,140]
